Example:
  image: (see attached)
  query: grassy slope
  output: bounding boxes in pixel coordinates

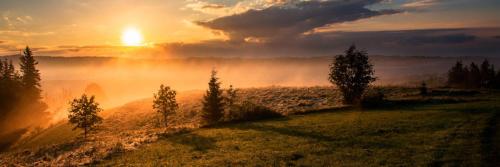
[100,96,500,166]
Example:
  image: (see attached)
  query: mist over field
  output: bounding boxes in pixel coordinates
[0,55,497,125]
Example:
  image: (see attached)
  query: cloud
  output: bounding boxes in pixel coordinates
[401,33,476,45]
[402,0,439,8]
[201,3,225,9]
[197,0,401,41]
[159,28,500,57]
[0,30,54,37]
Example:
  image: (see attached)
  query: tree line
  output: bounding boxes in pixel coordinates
[447,60,500,89]
[0,47,48,133]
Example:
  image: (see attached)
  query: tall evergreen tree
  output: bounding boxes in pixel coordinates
[468,62,481,88]
[329,44,376,104]
[480,59,496,88]
[201,69,225,125]
[447,61,465,87]
[20,46,42,101]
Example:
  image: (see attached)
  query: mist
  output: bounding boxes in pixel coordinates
[1,55,498,127]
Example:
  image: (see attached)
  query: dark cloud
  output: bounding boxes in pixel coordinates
[197,0,400,41]
[493,35,500,39]
[161,28,500,57]
[401,33,476,45]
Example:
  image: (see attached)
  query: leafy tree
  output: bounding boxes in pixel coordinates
[68,94,103,139]
[20,46,42,101]
[153,85,178,128]
[329,45,376,104]
[201,69,225,125]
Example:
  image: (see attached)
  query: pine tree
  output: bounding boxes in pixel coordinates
[20,46,42,101]
[225,85,237,107]
[468,62,481,88]
[68,94,103,139]
[201,69,225,125]
[447,61,465,87]
[329,44,376,104]
[480,59,495,88]
[153,85,178,128]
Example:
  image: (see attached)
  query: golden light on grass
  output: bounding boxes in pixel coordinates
[121,27,144,46]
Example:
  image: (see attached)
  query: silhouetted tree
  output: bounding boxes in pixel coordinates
[153,85,178,128]
[467,62,481,88]
[68,94,103,139]
[419,81,428,96]
[201,69,225,125]
[329,45,376,104]
[0,60,22,121]
[225,85,237,107]
[480,59,496,88]
[447,61,466,87]
[495,71,500,89]
[20,46,42,101]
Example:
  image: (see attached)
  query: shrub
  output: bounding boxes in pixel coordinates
[361,89,386,108]
[329,44,376,104]
[225,101,281,122]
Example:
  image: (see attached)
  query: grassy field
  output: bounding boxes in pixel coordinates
[99,92,500,166]
[1,88,499,166]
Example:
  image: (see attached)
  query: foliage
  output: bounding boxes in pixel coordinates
[20,46,42,101]
[201,69,225,125]
[447,59,498,89]
[329,44,376,104]
[225,85,237,108]
[361,88,386,108]
[68,94,103,139]
[0,46,48,132]
[153,85,178,128]
[225,101,282,122]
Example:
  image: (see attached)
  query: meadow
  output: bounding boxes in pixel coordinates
[1,87,498,166]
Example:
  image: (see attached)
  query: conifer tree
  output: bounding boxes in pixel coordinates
[201,69,225,125]
[20,46,42,101]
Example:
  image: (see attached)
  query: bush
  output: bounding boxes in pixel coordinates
[361,89,386,108]
[225,101,281,122]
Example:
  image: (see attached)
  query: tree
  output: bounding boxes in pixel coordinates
[20,46,42,101]
[480,59,496,88]
[225,85,237,107]
[68,94,103,139]
[201,69,225,125]
[153,85,178,128]
[329,45,376,104]
[467,62,481,88]
[419,81,428,96]
[447,61,465,87]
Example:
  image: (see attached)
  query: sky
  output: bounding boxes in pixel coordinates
[0,0,499,57]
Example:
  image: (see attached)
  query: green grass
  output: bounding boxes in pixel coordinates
[99,97,500,166]
[14,122,80,150]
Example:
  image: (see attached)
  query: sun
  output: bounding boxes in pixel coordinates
[121,27,143,46]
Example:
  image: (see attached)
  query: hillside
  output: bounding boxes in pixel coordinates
[0,87,499,166]
[101,90,500,166]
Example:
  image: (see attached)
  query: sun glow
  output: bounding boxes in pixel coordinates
[122,27,144,46]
